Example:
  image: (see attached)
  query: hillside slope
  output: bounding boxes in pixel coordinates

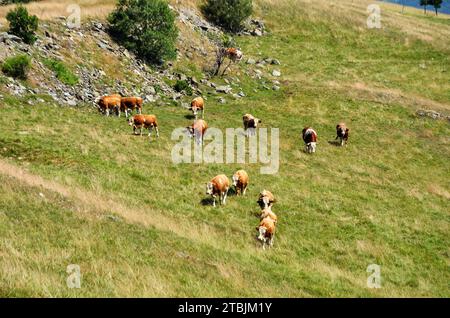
[0,0,449,297]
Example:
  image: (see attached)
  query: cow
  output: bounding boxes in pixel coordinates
[260,208,278,224]
[256,217,276,250]
[225,48,243,63]
[302,127,318,154]
[186,119,208,145]
[206,174,230,207]
[257,190,276,209]
[243,114,261,137]
[190,97,204,119]
[128,114,159,139]
[120,97,143,118]
[336,123,349,146]
[232,170,249,196]
[97,94,121,116]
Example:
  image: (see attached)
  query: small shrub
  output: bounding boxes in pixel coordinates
[6,5,39,45]
[43,58,78,86]
[174,80,193,96]
[1,54,31,79]
[201,0,253,33]
[108,0,178,65]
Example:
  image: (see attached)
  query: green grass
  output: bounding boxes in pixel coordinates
[43,58,79,86]
[0,0,449,297]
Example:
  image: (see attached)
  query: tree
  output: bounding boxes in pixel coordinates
[6,5,39,45]
[108,0,178,65]
[201,0,253,33]
[431,0,443,15]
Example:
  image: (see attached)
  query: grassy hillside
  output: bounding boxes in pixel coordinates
[0,0,449,297]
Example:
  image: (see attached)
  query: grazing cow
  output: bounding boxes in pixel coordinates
[336,123,349,146]
[190,97,204,119]
[225,48,243,63]
[120,97,143,118]
[256,217,276,250]
[206,174,230,207]
[243,114,261,137]
[257,190,276,209]
[232,170,249,196]
[128,114,159,139]
[302,127,318,154]
[97,94,121,116]
[186,119,208,145]
[260,208,278,224]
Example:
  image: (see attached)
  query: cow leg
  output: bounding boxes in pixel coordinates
[212,196,216,207]
[243,186,247,196]
[106,109,110,117]
[155,127,160,138]
[223,188,228,205]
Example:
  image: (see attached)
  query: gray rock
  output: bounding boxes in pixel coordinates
[66,99,77,106]
[218,97,226,104]
[147,86,156,95]
[272,70,281,77]
[251,29,263,37]
[246,58,256,65]
[272,85,281,91]
[216,86,232,94]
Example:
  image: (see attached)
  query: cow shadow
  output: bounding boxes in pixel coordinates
[328,140,342,147]
[200,197,214,206]
[185,114,195,120]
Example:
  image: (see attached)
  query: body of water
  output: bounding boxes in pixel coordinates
[381,0,450,14]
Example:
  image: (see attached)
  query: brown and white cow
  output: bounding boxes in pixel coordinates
[232,169,249,196]
[225,48,243,63]
[206,174,230,207]
[97,94,121,116]
[186,119,208,145]
[120,97,143,118]
[256,216,276,250]
[128,114,159,139]
[302,127,318,154]
[190,97,204,119]
[243,114,261,137]
[257,190,276,209]
[260,208,278,224]
[336,123,349,146]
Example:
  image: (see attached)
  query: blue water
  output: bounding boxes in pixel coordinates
[381,0,450,14]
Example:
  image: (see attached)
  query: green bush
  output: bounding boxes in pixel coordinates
[174,80,193,96]
[108,0,178,65]
[6,5,39,45]
[201,0,252,33]
[43,58,78,86]
[1,54,31,79]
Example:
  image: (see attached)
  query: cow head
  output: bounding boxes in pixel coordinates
[306,142,317,154]
[232,174,239,187]
[191,106,198,117]
[336,125,346,138]
[186,126,195,138]
[206,182,214,195]
[128,118,134,126]
[257,195,271,209]
[235,49,243,62]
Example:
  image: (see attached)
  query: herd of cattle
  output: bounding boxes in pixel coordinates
[95,48,351,249]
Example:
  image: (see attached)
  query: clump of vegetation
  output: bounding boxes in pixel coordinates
[201,0,253,33]
[174,80,193,96]
[1,54,31,79]
[6,5,39,45]
[43,58,79,86]
[108,0,178,65]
